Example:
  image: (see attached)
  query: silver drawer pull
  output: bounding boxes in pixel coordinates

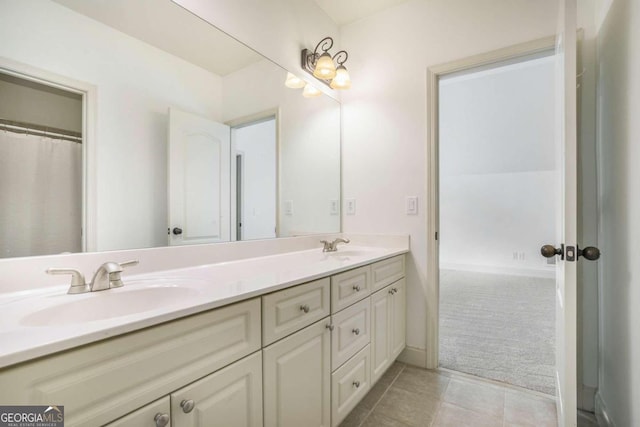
[181,399,195,413]
[352,328,360,335]
[353,285,361,292]
[154,413,170,427]
[353,381,361,388]
[300,304,310,313]
[326,324,335,331]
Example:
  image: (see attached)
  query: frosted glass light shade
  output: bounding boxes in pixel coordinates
[302,83,322,98]
[330,66,351,90]
[284,72,305,89]
[313,53,337,79]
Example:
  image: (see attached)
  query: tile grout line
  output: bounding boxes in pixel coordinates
[357,364,407,427]
[427,380,449,427]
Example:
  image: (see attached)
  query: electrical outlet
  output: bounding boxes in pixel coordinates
[284,200,293,216]
[406,196,418,215]
[345,199,356,215]
[329,200,339,215]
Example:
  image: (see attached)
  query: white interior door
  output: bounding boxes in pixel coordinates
[554,0,577,425]
[168,107,230,245]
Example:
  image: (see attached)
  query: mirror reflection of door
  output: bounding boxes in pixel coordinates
[168,107,231,246]
[231,117,277,241]
[0,70,83,258]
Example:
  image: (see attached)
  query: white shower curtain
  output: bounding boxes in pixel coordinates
[0,131,82,258]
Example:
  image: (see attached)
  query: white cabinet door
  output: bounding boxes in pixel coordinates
[263,319,331,427]
[390,279,406,360]
[106,397,171,427]
[171,352,262,427]
[370,279,406,384]
[370,285,392,385]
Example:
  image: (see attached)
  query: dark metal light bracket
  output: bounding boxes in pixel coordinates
[301,36,348,88]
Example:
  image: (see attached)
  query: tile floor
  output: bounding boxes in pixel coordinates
[339,362,561,427]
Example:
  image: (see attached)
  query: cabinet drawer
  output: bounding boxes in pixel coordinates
[171,351,262,427]
[105,396,170,427]
[262,277,330,346]
[371,256,405,291]
[331,298,370,370]
[0,298,261,427]
[331,345,371,427]
[331,265,371,313]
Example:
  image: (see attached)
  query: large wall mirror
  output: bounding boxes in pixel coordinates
[0,0,341,259]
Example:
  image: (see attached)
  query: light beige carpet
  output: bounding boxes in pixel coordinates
[439,269,556,395]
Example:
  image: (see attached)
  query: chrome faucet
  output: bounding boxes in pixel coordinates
[46,260,139,294]
[320,238,350,252]
[89,261,139,291]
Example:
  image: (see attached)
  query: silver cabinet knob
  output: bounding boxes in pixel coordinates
[388,289,395,295]
[353,285,361,292]
[353,381,361,388]
[180,399,195,413]
[326,324,335,331]
[154,413,170,427]
[300,304,310,313]
[352,328,360,335]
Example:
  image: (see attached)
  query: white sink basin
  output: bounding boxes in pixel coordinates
[325,249,376,257]
[21,286,201,326]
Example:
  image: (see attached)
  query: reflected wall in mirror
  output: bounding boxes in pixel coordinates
[0,0,340,258]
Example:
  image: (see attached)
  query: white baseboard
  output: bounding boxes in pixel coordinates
[440,262,555,279]
[595,392,614,427]
[397,346,427,368]
[579,384,597,412]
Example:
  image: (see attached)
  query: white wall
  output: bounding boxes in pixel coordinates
[439,56,556,278]
[340,0,559,355]
[221,59,341,237]
[233,119,277,240]
[0,0,222,252]
[596,0,640,424]
[173,0,340,99]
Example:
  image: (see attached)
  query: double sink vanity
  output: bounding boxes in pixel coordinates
[0,235,409,427]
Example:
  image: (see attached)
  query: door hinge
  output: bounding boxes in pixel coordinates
[435,231,438,241]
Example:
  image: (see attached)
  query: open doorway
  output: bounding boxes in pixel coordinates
[230,114,277,241]
[0,68,85,257]
[436,50,557,395]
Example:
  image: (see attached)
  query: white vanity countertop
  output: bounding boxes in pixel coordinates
[0,245,408,369]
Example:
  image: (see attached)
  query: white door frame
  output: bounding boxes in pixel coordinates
[425,36,557,369]
[0,57,97,252]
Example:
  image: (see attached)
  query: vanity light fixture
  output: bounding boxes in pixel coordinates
[301,36,351,89]
[302,83,322,98]
[284,72,306,89]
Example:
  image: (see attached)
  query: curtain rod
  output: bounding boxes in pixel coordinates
[0,118,82,143]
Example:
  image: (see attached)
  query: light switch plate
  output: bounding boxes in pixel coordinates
[284,200,293,216]
[345,199,356,215]
[329,200,339,215]
[406,196,418,215]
